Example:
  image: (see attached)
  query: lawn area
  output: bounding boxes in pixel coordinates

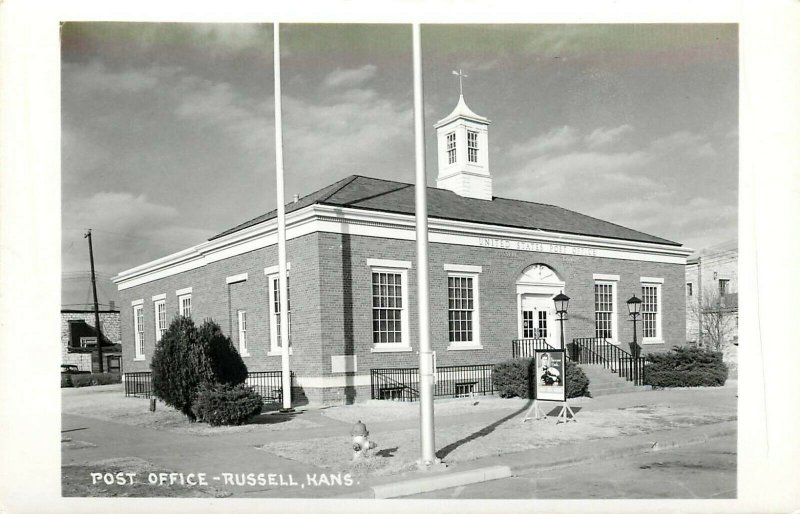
[62,385,322,435]
[261,399,737,477]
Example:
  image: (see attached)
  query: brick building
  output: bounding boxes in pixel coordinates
[114,95,693,403]
[61,309,123,373]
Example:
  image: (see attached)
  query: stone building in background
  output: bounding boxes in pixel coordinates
[61,308,123,373]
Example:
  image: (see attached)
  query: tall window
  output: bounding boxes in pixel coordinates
[179,294,192,318]
[269,275,291,352]
[237,310,248,355]
[687,283,693,297]
[448,275,474,342]
[467,130,478,163]
[718,279,730,296]
[537,311,548,338]
[446,132,456,164]
[133,305,144,359]
[154,300,166,342]
[642,284,660,339]
[594,282,615,339]
[372,271,403,343]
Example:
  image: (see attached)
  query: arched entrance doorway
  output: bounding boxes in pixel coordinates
[516,264,565,348]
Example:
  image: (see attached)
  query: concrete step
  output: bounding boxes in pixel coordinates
[577,364,648,396]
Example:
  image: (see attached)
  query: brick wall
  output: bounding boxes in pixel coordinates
[118,233,324,378]
[118,229,685,403]
[317,232,684,380]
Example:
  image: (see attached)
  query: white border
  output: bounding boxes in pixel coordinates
[593,273,621,281]
[150,293,165,301]
[175,287,192,296]
[366,258,412,269]
[443,263,483,273]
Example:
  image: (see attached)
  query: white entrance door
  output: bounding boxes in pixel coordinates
[520,294,560,348]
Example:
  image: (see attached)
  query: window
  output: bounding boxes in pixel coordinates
[448,274,479,343]
[133,305,144,360]
[641,283,661,340]
[269,275,291,353]
[455,382,477,397]
[467,130,478,163]
[446,132,456,164]
[372,271,403,344]
[237,310,248,356]
[718,279,730,296]
[179,294,192,318]
[154,300,166,342]
[537,310,548,338]
[687,283,693,297]
[594,282,615,340]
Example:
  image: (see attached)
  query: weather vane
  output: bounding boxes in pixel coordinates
[452,69,468,96]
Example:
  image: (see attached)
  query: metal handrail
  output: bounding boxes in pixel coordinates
[511,338,556,358]
[569,337,647,385]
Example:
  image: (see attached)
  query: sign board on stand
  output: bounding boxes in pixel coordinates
[523,349,576,424]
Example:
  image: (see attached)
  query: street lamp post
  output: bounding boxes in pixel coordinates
[626,295,642,382]
[553,292,570,350]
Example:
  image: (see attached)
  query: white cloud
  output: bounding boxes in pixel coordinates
[509,126,579,157]
[322,65,378,89]
[585,124,634,149]
[63,61,178,93]
[650,130,717,157]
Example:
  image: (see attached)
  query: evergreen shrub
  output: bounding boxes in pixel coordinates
[61,374,73,388]
[150,317,248,420]
[192,384,264,426]
[70,372,122,387]
[492,358,590,399]
[644,346,728,388]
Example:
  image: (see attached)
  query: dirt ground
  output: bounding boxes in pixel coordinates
[262,399,736,476]
[61,457,231,498]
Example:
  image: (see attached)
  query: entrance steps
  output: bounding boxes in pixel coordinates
[579,364,651,396]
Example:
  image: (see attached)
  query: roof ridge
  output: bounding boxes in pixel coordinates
[318,174,361,203]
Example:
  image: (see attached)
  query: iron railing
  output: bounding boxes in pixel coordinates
[568,337,647,385]
[124,370,294,401]
[371,364,494,401]
[511,338,556,358]
[124,371,153,398]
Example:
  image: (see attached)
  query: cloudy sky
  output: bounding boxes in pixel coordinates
[61,23,737,307]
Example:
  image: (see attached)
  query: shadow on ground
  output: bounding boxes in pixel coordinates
[435,400,533,460]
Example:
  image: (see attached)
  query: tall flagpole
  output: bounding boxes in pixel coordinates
[412,23,438,468]
[273,22,292,412]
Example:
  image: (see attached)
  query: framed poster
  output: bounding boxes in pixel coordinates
[534,349,566,402]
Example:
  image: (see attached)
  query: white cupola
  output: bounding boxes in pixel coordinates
[434,94,492,200]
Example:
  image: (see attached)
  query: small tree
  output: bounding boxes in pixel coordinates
[151,316,248,420]
[690,287,737,352]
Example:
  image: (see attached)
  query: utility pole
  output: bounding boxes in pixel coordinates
[85,229,104,373]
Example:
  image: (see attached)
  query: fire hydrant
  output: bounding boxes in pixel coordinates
[351,420,377,460]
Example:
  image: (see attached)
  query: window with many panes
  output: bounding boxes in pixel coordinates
[467,130,478,163]
[718,279,730,296]
[448,275,475,343]
[641,284,660,339]
[237,310,248,355]
[446,132,456,164]
[179,294,192,318]
[594,282,615,339]
[154,300,166,342]
[269,276,291,352]
[133,304,144,359]
[372,271,404,344]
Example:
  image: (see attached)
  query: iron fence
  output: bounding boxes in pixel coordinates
[371,364,494,401]
[124,370,294,402]
[511,338,556,358]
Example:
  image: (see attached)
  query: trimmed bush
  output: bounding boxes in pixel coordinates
[493,359,534,398]
[192,384,263,426]
[70,373,122,387]
[492,358,590,399]
[565,361,590,398]
[644,346,728,388]
[61,374,73,388]
[151,317,248,420]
